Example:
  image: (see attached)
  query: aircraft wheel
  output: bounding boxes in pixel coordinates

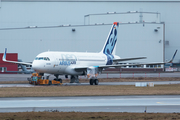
[90,79,94,85]
[94,79,99,85]
[48,80,52,85]
[58,79,62,83]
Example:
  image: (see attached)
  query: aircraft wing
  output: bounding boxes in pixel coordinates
[113,57,146,62]
[4,71,33,74]
[97,62,164,68]
[74,62,164,71]
[2,48,32,65]
[74,57,149,71]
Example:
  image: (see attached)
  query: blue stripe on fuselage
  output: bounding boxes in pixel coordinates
[106,54,114,65]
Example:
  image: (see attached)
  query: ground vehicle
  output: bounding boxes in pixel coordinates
[28,73,61,85]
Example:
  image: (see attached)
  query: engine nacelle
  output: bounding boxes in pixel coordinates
[64,66,83,75]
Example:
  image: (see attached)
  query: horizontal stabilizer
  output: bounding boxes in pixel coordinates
[113,57,146,62]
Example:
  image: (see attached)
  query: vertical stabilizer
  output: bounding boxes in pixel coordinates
[100,22,119,65]
[100,22,119,55]
[112,44,116,55]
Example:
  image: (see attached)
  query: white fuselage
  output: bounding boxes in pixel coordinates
[32,51,119,75]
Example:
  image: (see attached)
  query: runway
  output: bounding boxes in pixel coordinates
[0,72,180,82]
[0,95,180,113]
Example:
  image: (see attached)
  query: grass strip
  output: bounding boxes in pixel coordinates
[0,112,180,120]
[0,84,180,97]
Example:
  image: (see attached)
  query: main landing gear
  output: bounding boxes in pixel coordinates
[70,75,79,83]
[89,78,99,85]
[54,74,62,84]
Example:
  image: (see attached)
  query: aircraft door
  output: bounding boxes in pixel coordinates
[55,58,59,67]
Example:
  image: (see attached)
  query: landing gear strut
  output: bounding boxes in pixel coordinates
[70,75,79,83]
[89,78,99,85]
[54,74,62,83]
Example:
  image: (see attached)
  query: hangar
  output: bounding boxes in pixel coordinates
[0,0,179,70]
[0,53,18,73]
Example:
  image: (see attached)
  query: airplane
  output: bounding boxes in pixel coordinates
[2,22,164,85]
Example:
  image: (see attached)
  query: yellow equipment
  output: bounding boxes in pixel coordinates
[28,73,62,85]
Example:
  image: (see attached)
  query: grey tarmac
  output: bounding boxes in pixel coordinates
[0,72,180,82]
[0,80,180,87]
[0,95,180,113]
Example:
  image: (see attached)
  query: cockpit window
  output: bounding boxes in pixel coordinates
[39,57,44,60]
[35,57,50,61]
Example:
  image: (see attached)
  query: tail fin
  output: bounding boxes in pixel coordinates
[100,22,119,55]
[168,49,178,63]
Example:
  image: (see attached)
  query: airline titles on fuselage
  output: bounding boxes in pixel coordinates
[59,54,77,66]
[58,54,106,66]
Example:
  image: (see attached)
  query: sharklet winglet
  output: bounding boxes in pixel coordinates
[168,49,178,63]
[3,48,7,61]
[2,48,32,65]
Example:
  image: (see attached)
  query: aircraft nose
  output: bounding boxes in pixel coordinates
[32,60,39,71]
[32,60,46,73]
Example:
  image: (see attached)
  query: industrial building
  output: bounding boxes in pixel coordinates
[0,0,179,71]
[0,53,18,73]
